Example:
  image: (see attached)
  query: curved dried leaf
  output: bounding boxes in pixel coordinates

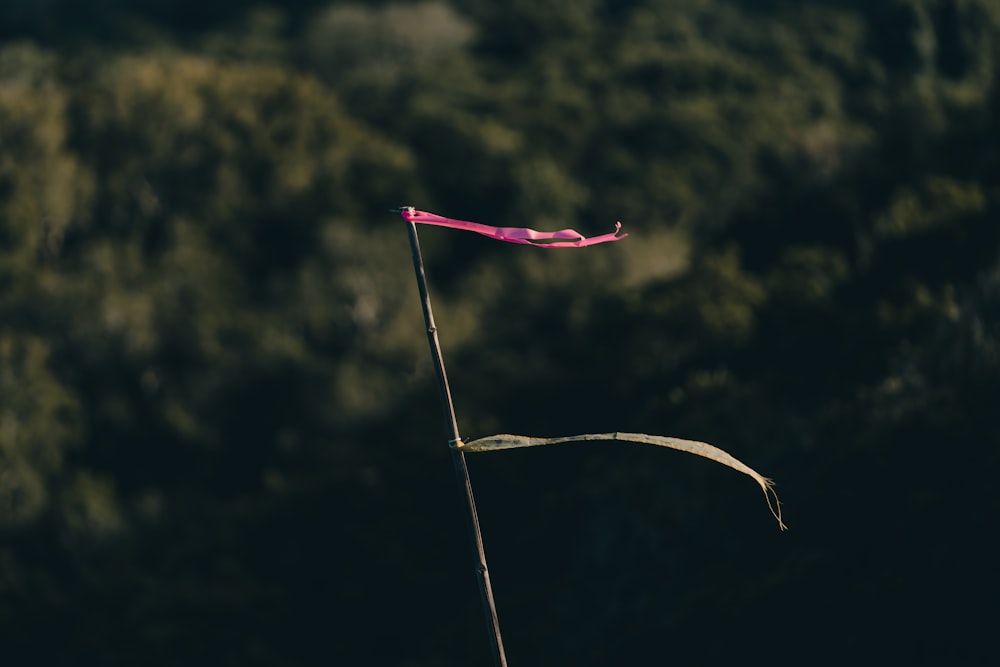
[459,432,786,530]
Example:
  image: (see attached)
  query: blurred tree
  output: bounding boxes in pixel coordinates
[0,332,81,524]
[1,1,999,665]
[0,42,92,281]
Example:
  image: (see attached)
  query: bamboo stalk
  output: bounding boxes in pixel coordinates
[404,220,509,667]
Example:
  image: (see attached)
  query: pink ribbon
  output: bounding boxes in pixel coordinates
[398,207,626,247]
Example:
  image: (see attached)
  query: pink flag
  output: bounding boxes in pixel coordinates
[397,207,626,248]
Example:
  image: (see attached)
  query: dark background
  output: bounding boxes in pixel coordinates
[1,1,998,664]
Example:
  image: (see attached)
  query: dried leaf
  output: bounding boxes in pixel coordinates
[458,432,786,530]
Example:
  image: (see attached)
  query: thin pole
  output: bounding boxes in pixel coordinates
[405,220,509,667]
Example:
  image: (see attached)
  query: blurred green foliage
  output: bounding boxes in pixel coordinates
[1,1,998,665]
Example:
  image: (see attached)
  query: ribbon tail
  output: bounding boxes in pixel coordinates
[520,222,627,247]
